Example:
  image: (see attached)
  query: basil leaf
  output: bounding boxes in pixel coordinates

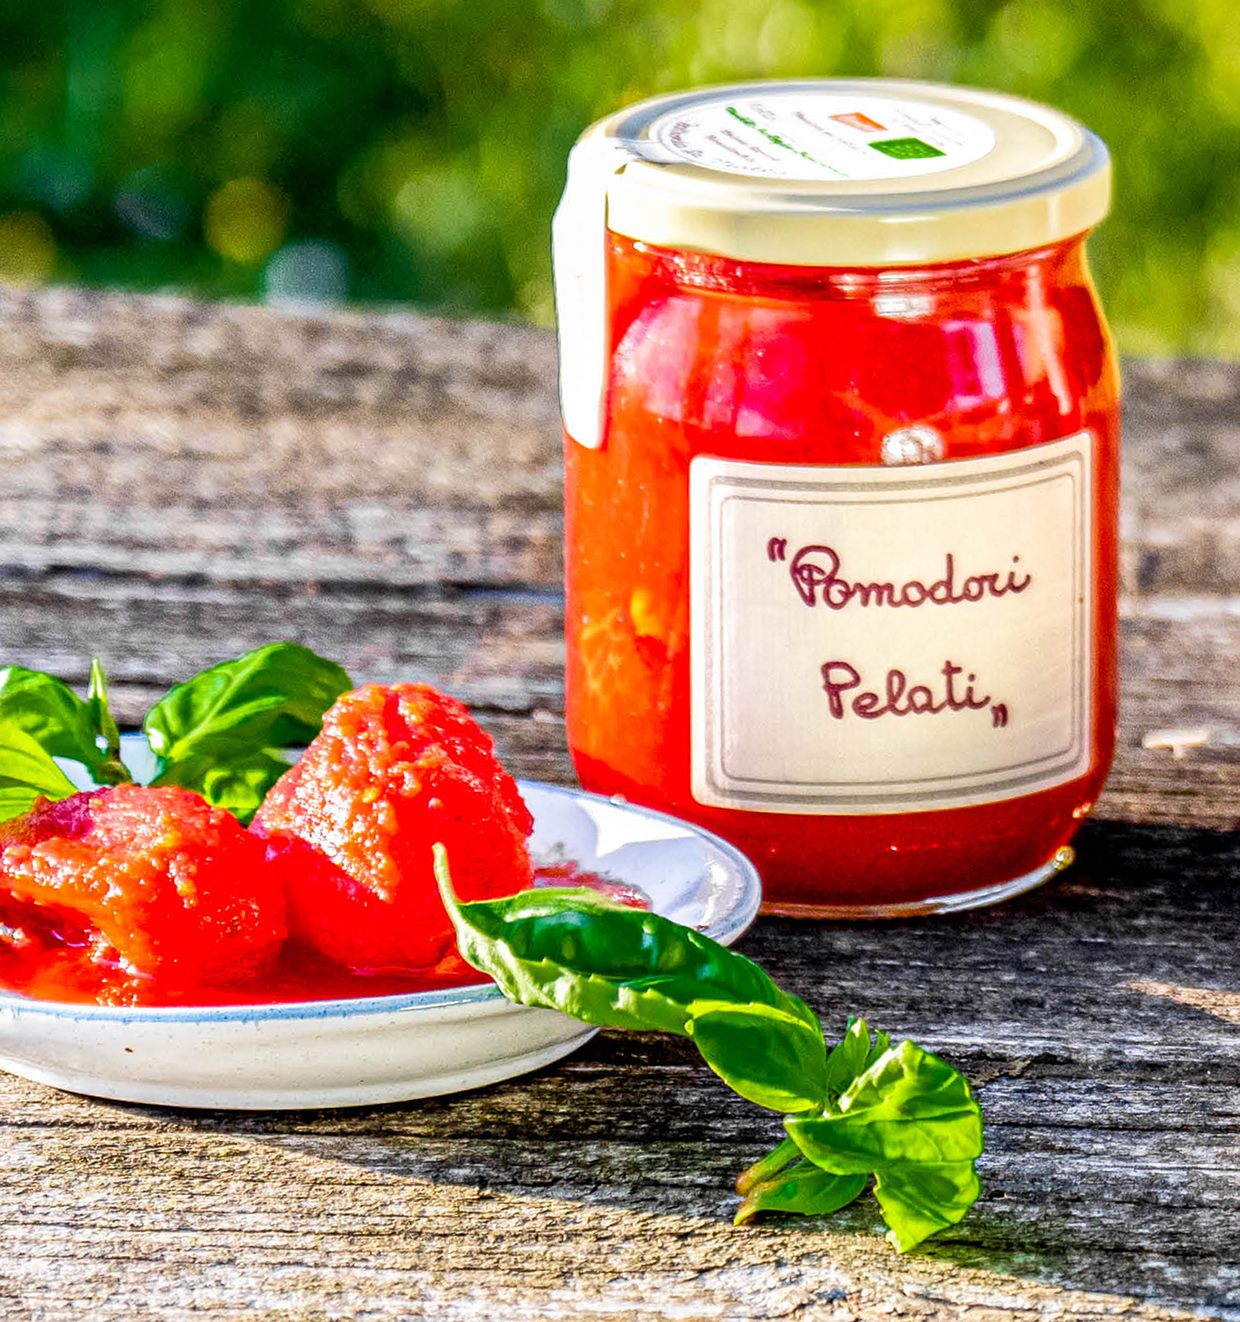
[435,847,827,1109]
[688,1002,828,1112]
[0,720,78,819]
[189,750,293,825]
[865,1028,893,1072]
[0,784,50,822]
[735,1163,868,1226]
[823,1016,873,1098]
[873,1160,981,1253]
[86,658,131,786]
[0,666,99,768]
[144,642,351,775]
[785,1039,983,1250]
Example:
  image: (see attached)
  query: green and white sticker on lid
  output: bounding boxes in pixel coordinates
[647,92,997,182]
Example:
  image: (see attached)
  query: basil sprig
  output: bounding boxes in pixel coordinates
[436,845,984,1251]
[0,643,350,825]
[749,1026,983,1249]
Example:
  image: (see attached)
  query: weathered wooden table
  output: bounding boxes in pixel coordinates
[0,287,1236,1321]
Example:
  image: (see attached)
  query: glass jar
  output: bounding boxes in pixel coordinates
[555,81,1118,917]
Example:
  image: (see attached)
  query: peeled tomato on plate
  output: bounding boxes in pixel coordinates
[252,682,535,975]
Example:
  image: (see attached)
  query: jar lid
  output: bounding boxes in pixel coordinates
[586,79,1109,267]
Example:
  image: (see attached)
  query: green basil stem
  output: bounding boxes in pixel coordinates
[735,1137,801,1196]
[434,844,984,1252]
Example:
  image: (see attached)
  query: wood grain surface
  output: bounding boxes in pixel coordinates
[0,286,1237,1322]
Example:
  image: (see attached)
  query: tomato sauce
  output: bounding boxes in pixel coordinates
[0,861,635,1007]
[0,926,481,1007]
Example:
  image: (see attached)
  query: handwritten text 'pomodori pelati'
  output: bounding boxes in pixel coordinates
[767,538,1027,727]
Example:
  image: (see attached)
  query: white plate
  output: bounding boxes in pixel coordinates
[0,762,761,1110]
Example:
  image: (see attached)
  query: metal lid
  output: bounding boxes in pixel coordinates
[584,79,1110,266]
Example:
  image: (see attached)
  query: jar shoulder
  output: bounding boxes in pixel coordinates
[606,251,1116,463]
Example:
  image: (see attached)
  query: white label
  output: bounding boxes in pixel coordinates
[649,92,996,182]
[690,435,1093,814]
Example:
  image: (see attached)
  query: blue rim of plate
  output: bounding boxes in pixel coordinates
[0,779,762,1025]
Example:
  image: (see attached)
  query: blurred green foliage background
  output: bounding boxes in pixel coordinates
[0,0,1234,355]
